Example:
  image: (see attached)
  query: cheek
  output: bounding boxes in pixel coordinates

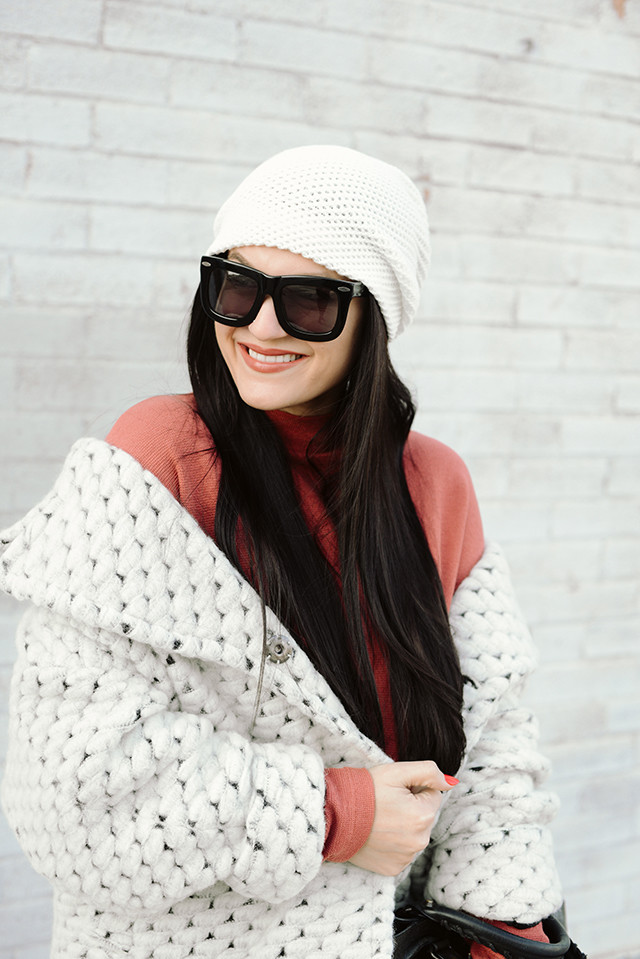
[336,308,364,373]
[315,331,360,392]
[214,324,233,361]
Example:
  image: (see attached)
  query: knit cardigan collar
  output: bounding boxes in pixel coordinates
[0,437,386,768]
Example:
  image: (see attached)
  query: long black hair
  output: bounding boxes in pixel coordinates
[187,292,466,773]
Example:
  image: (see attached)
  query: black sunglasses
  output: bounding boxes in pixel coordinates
[199,255,367,342]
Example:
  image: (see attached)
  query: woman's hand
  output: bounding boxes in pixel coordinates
[348,761,457,876]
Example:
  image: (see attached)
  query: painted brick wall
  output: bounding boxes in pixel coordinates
[1,1,639,956]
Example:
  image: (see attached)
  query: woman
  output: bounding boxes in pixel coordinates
[1,145,563,958]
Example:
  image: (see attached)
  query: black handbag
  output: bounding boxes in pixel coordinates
[394,901,587,959]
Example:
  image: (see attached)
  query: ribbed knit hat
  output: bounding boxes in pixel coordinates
[207,145,430,340]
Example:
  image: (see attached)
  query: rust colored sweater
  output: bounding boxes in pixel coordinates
[107,393,547,948]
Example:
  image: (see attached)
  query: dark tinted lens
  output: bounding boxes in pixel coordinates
[211,265,259,320]
[280,284,339,334]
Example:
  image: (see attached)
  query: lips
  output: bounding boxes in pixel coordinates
[240,343,306,371]
[246,347,302,364]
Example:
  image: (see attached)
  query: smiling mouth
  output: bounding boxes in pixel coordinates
[246,347,304,364]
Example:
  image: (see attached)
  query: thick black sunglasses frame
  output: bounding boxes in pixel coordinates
[200,255,367,342]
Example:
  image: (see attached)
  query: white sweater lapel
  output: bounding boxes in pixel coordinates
[0,438,385,766]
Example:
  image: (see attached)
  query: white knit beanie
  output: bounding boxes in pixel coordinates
[206,145,430,340]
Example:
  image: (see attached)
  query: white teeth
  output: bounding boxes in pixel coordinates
[247,348,302,364]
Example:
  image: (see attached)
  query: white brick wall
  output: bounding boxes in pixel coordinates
[1,1,638,955]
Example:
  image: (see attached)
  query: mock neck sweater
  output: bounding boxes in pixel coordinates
[106,394,483,611]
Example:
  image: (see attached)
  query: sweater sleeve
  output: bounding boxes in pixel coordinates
[403,433,485,609]
[323,767,376,862]
[470,919,549,957]
[106,394,219,539]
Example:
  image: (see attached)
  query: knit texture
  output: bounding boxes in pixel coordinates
[206,145,430,340]
[0,440,563,958]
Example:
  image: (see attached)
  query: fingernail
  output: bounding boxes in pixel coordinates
[444,775,459,786]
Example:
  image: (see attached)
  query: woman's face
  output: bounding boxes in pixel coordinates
[214,246,364,416]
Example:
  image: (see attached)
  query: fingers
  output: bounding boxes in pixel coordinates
[372,760,459,794]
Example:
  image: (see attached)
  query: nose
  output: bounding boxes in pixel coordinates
[247,295,285,340]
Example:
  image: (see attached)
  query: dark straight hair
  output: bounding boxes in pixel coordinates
[187,292,466,773]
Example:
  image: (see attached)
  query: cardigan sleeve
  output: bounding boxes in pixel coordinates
[423,544,563,925]
[0,603,326,914]
[0,441,331,915]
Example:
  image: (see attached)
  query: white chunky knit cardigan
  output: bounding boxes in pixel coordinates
[0,439,562,959]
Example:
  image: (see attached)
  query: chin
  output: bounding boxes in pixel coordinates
[236,387,300,413]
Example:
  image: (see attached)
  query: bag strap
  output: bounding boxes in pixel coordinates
[401,902,586,959]
[394,905,470,959]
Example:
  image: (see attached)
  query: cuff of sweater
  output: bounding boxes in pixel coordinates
[470,920,549,959]
[322,767,376,863]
